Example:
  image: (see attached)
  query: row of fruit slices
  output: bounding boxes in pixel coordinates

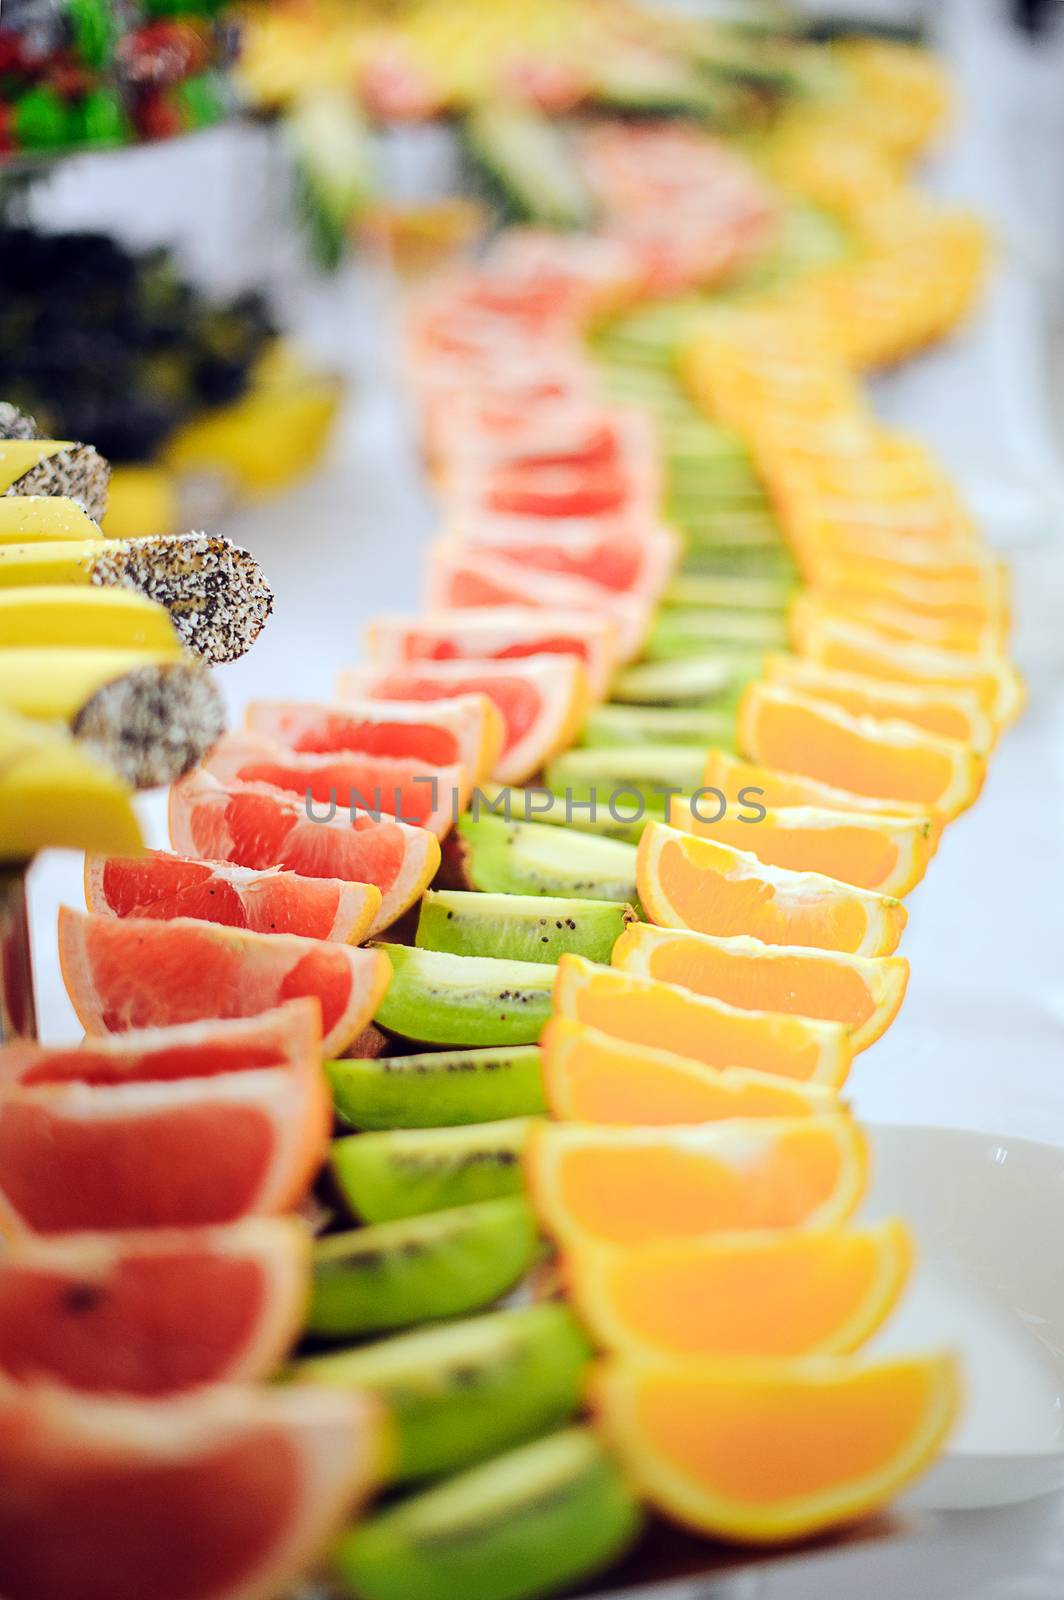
[0,76,1008,1600]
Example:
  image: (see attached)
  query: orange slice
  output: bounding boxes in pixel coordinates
[762,653,995,749]
[738,682,985,817]
[541,1018,837,1124]
[553,955,852,1086]
[613,924,907,1052]
[525,1116,868,1247]
[791,590,1003,656]
[564,1220,912,1359]
[0,1217,311,1395]
[0,1383,382,1600]
[795,611,1025,726]
[58,907,391,1058]
[668,797,937,896]
[637,821,907,957]
[813,557,1008,628]
[703,749,936,820]
[590,1351,960,1545]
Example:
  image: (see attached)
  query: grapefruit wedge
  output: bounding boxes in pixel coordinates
[0,1065,331,1233]
[590,1352,959,1545]
[0,1002,319,1088]
[338,655,588,785]
[0,1218,310,1394]
[0,1382,382,1600]
[84,852,381,943]
[244,695,504,784]
[447,522,678,600]
[365,607,621,700]
[58,908,390,1055]
[169,770,439,935]
[425,543,650,660]
[202,732,466,839]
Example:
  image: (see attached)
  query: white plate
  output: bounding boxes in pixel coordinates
[865,1123,1064,1509]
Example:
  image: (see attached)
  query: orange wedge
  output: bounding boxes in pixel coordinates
[762,653,995,748]
[791,591,1003,656]
[702,749,936,820]
[540,1018,838,1125]
[553,955,852,1087]
[564,1220,913,1359]
[795,611,1025,726]
[738,682,985,817]
[813,558,1008,628]
[590,1351,960,1544]
[668,797,938,896]
[612,924,907,1052]
[637,821,907,957]
[525,1116,868,1247]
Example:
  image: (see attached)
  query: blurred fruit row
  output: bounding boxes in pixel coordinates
[0,34,1006,1600]
[0,0,234,155]
[238,0,877,125]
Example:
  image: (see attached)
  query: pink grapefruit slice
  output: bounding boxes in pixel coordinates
[84,852,381,943]
[0,1065,331,1233]
[447,520,678,599]
[338,654,588,784]
[202,731,466,839]
[57,907,390,1054]
[425,542,650,660]
[0,1382,382,1600]
[169,769,439,935]
[365,606,621,699]
[244,694,504,783]
[0,1218,310,1395]
[0,1001,319,1089]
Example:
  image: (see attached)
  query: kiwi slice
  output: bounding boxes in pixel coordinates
[307,1196,538,1339]
[453,813,640,902]
[545,744,708,809]
[332,1118,533,1223]
[678,543,797,577]
[417,889,634,966]
[327,1046,546,1130]
[374,945,556,1047]
[650,606,787,653]
[465,786,646,844]
[664,572,795,610]
[581,703,738,750]
[292,1303,591,1483]
[612,653,741,707]
[333,1426,643,1600]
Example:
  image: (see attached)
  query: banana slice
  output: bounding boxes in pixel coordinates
[0,533,273,665]
[0,588,183,653]
[0,706,142,859]
[0,648,225,789]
